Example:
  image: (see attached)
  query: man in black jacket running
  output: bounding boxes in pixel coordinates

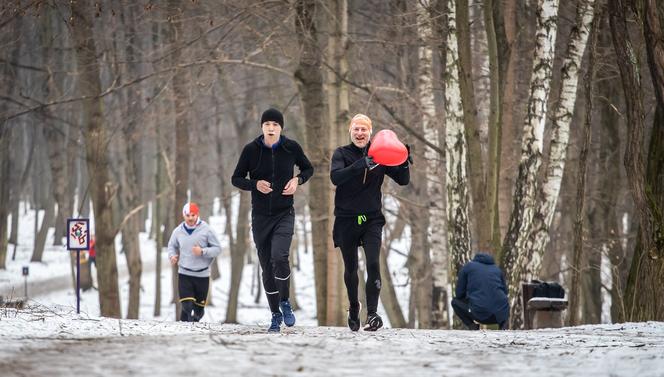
[232,108,314,333]
[330,114,410,331]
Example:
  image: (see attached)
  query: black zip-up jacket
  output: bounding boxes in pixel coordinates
[232,135,314,216]
[330,142,409,217]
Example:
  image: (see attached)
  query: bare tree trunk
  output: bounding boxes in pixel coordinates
[379,216,407,328]
[594,45,627,322]
[0,17,27,264]
[295,0,331,325]
[1,16,25,269]
[641,0,664,257]
[619,0,664,321]
[254,263,263,304]
[0,111,13,268]
[569,13,599,325]
[0,126,10,269]
[217,65,252,322]
[151,40,170,315]
[413,0,439,330]
[445,0,473,286]
[168,0,190,321]
[116,4,144,320]
[499,0,559,329]
[9,201,20,250]
[8,125,27,251]
[485,0,503,254]
[407,200,432,328]
[64,115,78,224]
[425,0,450,329]
[154,141,163,317]
[611,0,662,267]
[289,236,300,311]
[623,104,664,321]
[497,0,526,243]
[77,157,91,219]
[37,7,68,248]
[10,129,37,253]
[526,0,597,278]
[324,0,350,326]
[327,0,351,150]
[31,193,55,262]
[456,0,490,252]
[120,216,142,319]
[70,1,121,318]
[225,191,250,323]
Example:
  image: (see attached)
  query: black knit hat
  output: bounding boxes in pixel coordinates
[260,108,284,129]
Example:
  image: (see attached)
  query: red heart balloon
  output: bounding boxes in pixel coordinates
[368,130,408,166]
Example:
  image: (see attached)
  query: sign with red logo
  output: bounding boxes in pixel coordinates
[67,218,90,251]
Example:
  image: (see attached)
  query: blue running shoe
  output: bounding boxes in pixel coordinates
[268,312,283,333]
[280,299,296,327]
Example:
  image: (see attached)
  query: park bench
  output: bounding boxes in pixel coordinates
[522,281,568,329]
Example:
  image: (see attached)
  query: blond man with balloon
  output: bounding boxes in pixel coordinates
[329,114,411,332]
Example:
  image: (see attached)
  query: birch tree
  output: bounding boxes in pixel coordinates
[525,0,597,279]
[500,0,559,329]
[418,0,447,329]
[455,0,490,252]
[445,0,472,285]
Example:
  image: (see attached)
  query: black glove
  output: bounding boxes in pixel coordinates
[404,144,413,165]
[365,156,378,170]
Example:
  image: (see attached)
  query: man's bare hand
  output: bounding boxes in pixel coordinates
[256,180,273,194]
[170,255,179,266]
[282,177,299,195]
[192,245,203,256]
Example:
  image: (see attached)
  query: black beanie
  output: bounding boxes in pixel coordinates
[260,108,284,129]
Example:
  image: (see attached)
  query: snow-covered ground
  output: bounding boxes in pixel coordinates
[3,201,664,376]
[1,306,663,376]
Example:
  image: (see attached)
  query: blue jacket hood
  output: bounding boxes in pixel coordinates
[473,252,495,265]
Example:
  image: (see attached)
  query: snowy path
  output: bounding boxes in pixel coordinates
[0,251,161,299]
[1,308,663,377]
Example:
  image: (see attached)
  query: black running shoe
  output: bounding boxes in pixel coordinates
[348,302,361,331]
[363,312,383,331]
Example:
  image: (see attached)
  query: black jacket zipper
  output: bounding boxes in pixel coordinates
[269,147,275,216]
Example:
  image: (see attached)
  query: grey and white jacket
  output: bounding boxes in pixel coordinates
[167,220,221,278]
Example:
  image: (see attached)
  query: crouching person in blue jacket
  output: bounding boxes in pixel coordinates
[168,202,221,322]
[452,252,510,330]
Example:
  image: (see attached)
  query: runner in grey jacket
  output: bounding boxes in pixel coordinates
[167,219,221,278]
[167,202,221,321]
